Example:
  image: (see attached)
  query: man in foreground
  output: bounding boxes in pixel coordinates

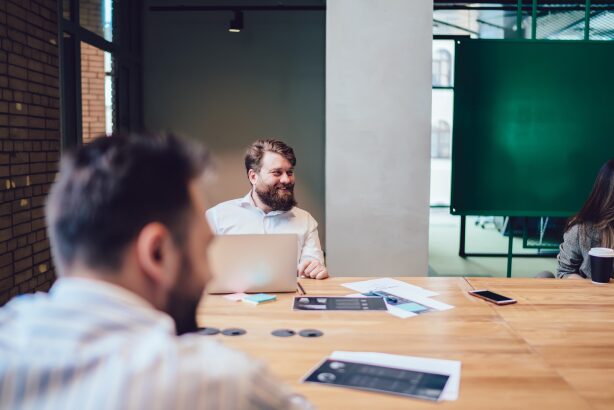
[207,139,328,279]
[0,133,311,409]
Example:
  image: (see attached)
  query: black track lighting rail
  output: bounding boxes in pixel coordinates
[150,5,326,12]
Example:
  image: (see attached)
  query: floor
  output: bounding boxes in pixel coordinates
[428,208,558,278]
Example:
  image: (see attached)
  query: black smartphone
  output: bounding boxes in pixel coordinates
[469,289,516,305]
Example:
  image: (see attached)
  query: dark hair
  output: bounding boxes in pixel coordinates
[46,133,210,272]
[244,139,296,175]
[567,158,614,248]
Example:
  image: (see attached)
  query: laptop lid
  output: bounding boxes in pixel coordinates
[206,234,298,294]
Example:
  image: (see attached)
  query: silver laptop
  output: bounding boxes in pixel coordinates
[206,234,298,294]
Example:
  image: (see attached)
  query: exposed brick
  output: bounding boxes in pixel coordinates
[33,250,49,264]
[0,252,12,267]
[12,210,30,225]
[12,222,32,237]
[0,292,12,306]
[11,152,29,164]
[9,163,28,175]
[0,277,13,293]
[0,264,13,281]
[0,202,11,215]
[14,256,32,273]
[17,235,28,247]
[1,0,59,303]
[13,245,32,261]
[31,218,45,230]
[14,268,32,285]
[32,240,48,254]
[0,228,11,242]
[0,215,10,229]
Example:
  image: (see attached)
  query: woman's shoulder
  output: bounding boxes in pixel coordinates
[567,221,599,233]
[566,222,600,247]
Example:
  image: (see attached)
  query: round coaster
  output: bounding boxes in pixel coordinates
[299,329,323,338]
[196,327,220,336]
[222,328,247,336]
[272,329,296,337]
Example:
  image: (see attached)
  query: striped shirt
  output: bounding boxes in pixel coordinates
[0,277,311,410]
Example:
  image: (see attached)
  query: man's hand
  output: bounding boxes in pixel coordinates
[297,259,329,280]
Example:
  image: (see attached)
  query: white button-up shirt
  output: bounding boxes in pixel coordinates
[0,277,311,410]
[206,192,325,265]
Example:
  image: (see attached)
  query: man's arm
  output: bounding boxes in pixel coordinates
[245,361,314,410]
[297,217,328,279]
[183,338,313,409]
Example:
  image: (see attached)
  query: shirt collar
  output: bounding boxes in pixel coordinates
[239,191,293,217]
[50,276,176,334]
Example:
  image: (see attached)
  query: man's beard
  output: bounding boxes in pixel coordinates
[255,182,297,211]
[166,253,203,335]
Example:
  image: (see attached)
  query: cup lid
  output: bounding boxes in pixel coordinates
[588,247,614,257]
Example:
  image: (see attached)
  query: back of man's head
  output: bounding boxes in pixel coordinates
[46,133,209,275]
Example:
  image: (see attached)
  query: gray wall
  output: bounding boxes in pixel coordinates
[143,3,326,246]
[326,0,432,276]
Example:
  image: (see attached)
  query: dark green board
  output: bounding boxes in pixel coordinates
[451,39,614,217]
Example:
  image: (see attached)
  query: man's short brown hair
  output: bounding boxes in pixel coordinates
[46,133,209,273]
[244,139,296,174]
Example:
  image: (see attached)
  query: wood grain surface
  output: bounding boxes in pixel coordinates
[197,277,613,409]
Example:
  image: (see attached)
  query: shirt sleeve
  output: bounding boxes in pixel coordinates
[205,207,219,234]
[179,337,314,409]
[298,215,325,266]
[245,361,314,410]
[556,224,583,278]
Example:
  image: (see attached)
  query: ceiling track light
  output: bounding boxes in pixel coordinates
[229,10,243,33]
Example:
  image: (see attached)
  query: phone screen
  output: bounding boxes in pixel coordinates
[472,290,513,302]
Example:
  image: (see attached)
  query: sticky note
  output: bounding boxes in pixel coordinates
[243,293,277,304]
[396,303,429,313]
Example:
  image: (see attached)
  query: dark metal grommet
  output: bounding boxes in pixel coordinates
[222,328,246,336]
[272,329,296,337]
[196,327,220,336]
[299,329,323,338]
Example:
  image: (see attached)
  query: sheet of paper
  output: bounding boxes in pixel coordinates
[400,293,454,311]
[342,278,439,298]
[329,351,461,401]
[346,293,416,318]
[346,292,454,316]
[346,288,454,319]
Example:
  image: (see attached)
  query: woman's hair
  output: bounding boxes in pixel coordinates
[567,159,614,248]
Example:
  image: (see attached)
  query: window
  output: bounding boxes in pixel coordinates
[433,49,452,87]
[432,120,451,159]
[60,0,141,148]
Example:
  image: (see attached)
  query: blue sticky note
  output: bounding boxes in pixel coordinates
[396,302,429,313]
[243,293,277,304]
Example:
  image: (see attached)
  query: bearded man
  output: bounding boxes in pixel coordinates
[206,139,328,280]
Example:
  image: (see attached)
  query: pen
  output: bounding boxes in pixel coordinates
[297,282,307,295]
[370,291,398,304]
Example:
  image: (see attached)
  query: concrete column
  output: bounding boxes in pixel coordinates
[326,0,432,276]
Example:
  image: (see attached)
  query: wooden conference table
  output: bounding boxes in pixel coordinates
[197,277,614,409]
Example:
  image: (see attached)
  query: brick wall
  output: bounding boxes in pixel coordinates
[81,42,105,144]
[80,0,107,144]
[0,0,60,305]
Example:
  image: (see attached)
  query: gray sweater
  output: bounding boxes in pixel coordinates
[556,223,602,279]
